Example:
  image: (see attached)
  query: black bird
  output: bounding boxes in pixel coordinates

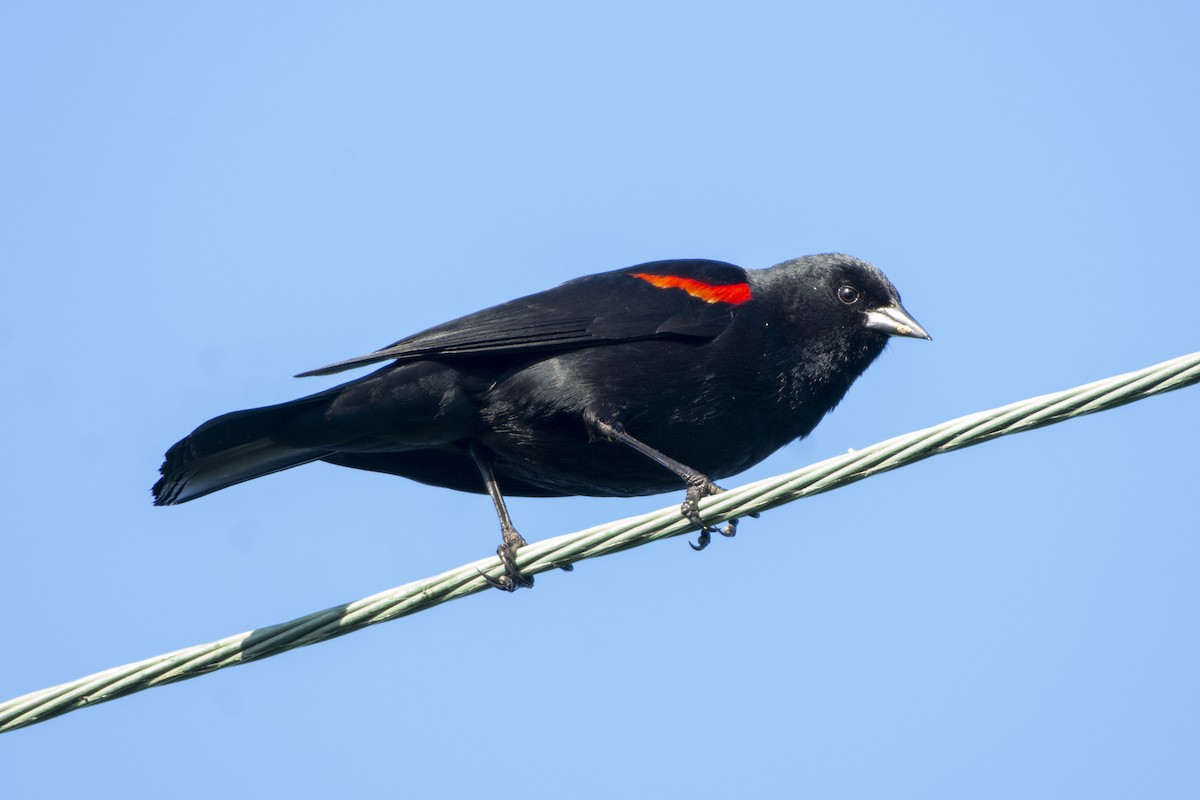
[154,253,929,589]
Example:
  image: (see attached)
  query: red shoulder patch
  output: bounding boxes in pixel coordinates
[630,273,751,305]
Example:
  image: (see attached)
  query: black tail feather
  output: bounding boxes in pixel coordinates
[152,396,332,505]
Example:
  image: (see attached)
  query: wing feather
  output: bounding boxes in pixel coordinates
[297,259,751,377]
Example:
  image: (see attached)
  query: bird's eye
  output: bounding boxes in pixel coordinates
[837,285,860,305]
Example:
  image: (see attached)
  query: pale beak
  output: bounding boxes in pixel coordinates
[864,303,931,340]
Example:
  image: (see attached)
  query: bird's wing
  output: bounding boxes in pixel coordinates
[297,259,753,377]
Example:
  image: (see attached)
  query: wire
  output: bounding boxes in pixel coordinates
[2,350,1197,734]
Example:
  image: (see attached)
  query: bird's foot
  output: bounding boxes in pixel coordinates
[480,528,536,592]
[682,477,740,551]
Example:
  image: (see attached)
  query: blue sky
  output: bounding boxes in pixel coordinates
[3,2,1198,796]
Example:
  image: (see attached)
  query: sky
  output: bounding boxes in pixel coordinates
[3,2,1198,796]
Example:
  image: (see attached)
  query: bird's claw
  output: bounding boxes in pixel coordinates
[480,533,535,592]
[478,529,575,590]
[480,543,535,591]
[681,490,714,550]
[687,518,738,550]
[682,477,741,550]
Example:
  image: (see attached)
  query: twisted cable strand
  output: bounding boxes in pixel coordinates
[3,351,1197,734]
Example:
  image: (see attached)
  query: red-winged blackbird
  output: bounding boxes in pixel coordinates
[154,253,928,589]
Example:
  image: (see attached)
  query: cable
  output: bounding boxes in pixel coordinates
[2,350,1197,734]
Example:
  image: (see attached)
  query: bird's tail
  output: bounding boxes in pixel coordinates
[152,394,334,506]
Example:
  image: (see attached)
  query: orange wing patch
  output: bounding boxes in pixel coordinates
[631,273,751,305]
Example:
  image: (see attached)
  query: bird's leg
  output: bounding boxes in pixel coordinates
[588,418,740,551]
[469,443,534,591]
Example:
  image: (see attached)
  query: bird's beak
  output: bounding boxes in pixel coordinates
[864,303,931,340]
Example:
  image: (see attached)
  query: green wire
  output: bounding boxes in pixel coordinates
[3,351,1198,734]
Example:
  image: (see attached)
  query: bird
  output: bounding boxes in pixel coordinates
[154,253,929,589]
